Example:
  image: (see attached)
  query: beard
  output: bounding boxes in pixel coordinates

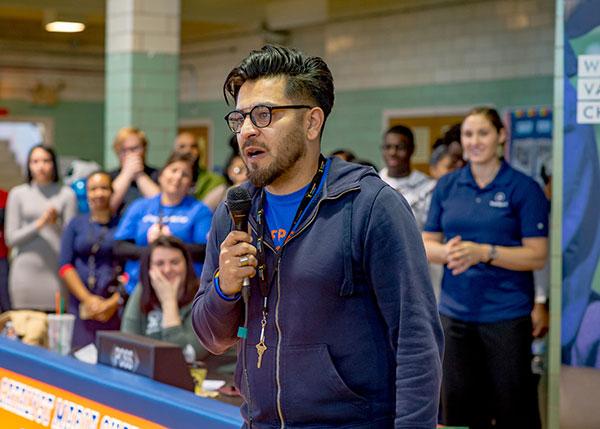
[245,125,306,188]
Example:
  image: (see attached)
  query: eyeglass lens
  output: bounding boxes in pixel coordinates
[227,105,272,133]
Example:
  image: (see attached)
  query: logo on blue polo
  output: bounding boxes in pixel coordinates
[489,192,509,208]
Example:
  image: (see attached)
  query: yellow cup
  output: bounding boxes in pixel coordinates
[189,365,208,396]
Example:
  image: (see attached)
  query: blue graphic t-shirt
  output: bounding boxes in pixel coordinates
[114,194,213,293]
[264,158,331,250]
[265,184,310,250]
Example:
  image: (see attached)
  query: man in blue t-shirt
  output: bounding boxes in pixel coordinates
[192,45,442,428]
[264,160,329,251]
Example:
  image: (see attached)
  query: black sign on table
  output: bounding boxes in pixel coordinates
[96,331,194,391]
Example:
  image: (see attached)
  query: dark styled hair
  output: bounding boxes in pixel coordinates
[26,144,59,184]
[464,107,504,133]
[223,45,335,132]
[139,236,199,315]
[385,125,415,152]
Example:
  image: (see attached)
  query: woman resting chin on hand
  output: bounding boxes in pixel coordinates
[120,236,209,360]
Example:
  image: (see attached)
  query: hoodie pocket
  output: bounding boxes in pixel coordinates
[280,343,370,425]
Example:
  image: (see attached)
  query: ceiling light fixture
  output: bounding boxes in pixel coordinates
[45,21,86,33]
[43,9,85,33]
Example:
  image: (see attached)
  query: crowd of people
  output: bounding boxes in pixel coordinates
[0,44,551,429]
[0,128,248,355]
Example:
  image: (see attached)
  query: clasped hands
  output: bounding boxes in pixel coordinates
[36,206,58,229]
[444,235,490,276]
[81,294,119,322]
[121,153,145,182]
[147,223,172,243]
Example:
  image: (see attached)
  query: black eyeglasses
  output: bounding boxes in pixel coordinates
[224,104,312,133]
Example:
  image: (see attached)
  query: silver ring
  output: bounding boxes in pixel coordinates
[239,256,250,267]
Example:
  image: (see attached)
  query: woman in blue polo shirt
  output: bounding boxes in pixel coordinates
[423,107,549,429]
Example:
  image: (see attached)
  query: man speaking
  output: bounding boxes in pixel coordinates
[192,45,443,428]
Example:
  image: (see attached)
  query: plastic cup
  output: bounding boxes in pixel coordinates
[47,314,75,356]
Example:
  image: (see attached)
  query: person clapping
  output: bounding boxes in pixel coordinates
[6,145,77,311]
[109,127,160,215]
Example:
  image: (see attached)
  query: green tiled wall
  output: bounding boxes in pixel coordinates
[323,77,554,166]
[104,52,179,169]
[2,75,554,173]
[182,76,555,170]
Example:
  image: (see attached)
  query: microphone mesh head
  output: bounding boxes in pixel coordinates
[227,186,252,212]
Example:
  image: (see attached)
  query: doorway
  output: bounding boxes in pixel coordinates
[178,121,212,170]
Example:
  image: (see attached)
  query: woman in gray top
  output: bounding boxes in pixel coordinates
[5,145,77,310]
[121,236,208,360]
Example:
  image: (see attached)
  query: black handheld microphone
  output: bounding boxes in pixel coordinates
[226,186,252,302]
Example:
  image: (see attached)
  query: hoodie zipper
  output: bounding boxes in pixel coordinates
[273,186,360,428]
[246,186,360,428]
[274,255,284,428]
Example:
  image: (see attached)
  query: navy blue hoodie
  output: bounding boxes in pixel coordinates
[192,158,443,428]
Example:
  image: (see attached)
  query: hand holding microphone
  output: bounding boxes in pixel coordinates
[218,187,257,299]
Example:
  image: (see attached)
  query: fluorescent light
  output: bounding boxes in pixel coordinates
[45,21,85,33]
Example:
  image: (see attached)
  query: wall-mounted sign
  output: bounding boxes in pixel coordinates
[577,55,600,123]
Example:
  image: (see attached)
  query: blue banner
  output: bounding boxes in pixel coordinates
[506,107,553,188]
[561,0,600,368]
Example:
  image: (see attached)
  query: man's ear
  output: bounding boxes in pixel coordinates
[306,107,325,141]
